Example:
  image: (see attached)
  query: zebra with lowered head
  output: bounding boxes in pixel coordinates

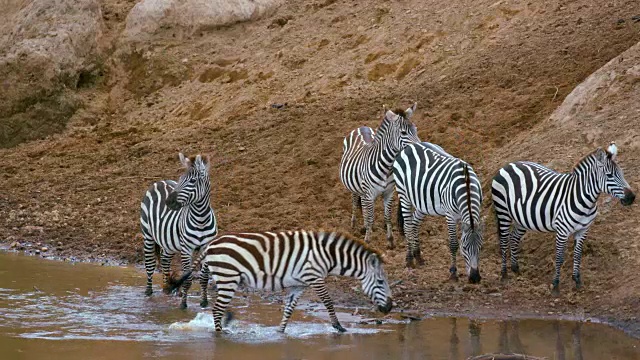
[393,142,484,283]
[339,103,421,249]
[168,230,393,333]
[140,153,218,308]
[491,142,635,293]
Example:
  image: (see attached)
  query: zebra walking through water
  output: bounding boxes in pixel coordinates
[393,142,484,283]
[491,142,635,293]
[339,103,421,249]
[167,230,393,333]
[140,153,218,309]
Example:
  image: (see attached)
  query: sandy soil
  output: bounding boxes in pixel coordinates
[1,0,640,337]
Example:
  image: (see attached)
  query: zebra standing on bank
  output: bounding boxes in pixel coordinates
[491,142,635,293]
[167,230,393,333]
[393,142,483,283]
[339,103,421,249]
[140,153,218,309]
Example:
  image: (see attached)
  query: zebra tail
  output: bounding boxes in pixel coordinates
[397,201,405,237]
[154,242,161,265]
[463,163,475,230]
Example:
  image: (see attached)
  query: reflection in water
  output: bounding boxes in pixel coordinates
[0,251,639,360]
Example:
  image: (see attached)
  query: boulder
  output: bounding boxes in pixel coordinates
[123,0,283,41]
[0,0,104,148]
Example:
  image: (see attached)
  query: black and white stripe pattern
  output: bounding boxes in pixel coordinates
[339,103,421,249]
[491,143,635,292]
[168,230,393,333]
[140,153,218,308]
[393,142,483,283]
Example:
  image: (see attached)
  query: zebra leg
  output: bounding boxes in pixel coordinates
[212,277,240,332]
[552,232,570,295]
[178,251,194,309]
[361,196,376,244]
[446,216,459,281]
[382,188,395,249]
[310,279,346,333]
[199,265,210,308]
[509,226,527,274]
[277,286,305,333]
[351,193,362,233]
[495,217,512,281]
[409,210,426,267]
[143,237,156,296]
[571,228,590,290]
[160,250,174,294]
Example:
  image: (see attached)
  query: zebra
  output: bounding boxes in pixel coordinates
[491,142,635,293]
[393,142,484,283]
[140,153,218,309]
[339,103,421,249]
[167,230,393,333]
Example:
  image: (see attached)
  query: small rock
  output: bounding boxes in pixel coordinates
[41,247,48,252]
[58,242,63,247]
[35,249,41,255]
[238,146,246,152]
[10,241,19,248]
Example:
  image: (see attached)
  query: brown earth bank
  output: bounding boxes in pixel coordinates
[1,0,640,338]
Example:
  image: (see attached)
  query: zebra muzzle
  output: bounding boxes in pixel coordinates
[621,189,635,206]
[378,298,393,314]
[469,268,481,284]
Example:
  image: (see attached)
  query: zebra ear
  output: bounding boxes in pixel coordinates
[368,254,380,267]
[178,153,191,168]
[595,148,608,163]
[405,102,417,119]
[385,109,397,120]
[607,141,618,160]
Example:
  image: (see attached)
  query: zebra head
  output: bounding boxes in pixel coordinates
[597,142,635,206]
[166,153,211,211]
[361,253,393,314]
[382,102,420,151]
[460,221,484,284]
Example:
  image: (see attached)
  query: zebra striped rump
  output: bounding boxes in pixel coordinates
[168,230,393,333]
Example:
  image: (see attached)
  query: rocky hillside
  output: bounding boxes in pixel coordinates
[1,0,639,334]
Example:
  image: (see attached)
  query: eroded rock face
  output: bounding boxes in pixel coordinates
[0,0,104,148]
[548,40,640,150]
[123,0,283,41]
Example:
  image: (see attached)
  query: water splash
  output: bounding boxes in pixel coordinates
[168,312,390,343]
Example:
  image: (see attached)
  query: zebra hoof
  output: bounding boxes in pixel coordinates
[572,274,582,290]
[511,264,520,274]
[180,302,187,310]
[360,227,367,236]
[333,323,347,333]
[449,274,458,282]
[145,288,153,297]
[200,300,208,308]
[551,282,560,297]
[386,241,395,250]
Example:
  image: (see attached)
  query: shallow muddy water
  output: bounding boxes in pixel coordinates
[0,251,638,360]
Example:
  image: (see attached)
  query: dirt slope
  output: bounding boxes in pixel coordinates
[1,0,639,334]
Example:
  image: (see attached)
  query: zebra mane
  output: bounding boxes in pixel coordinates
[392,109,407,118]
[572,148,607,173]
[319,230,384,262]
